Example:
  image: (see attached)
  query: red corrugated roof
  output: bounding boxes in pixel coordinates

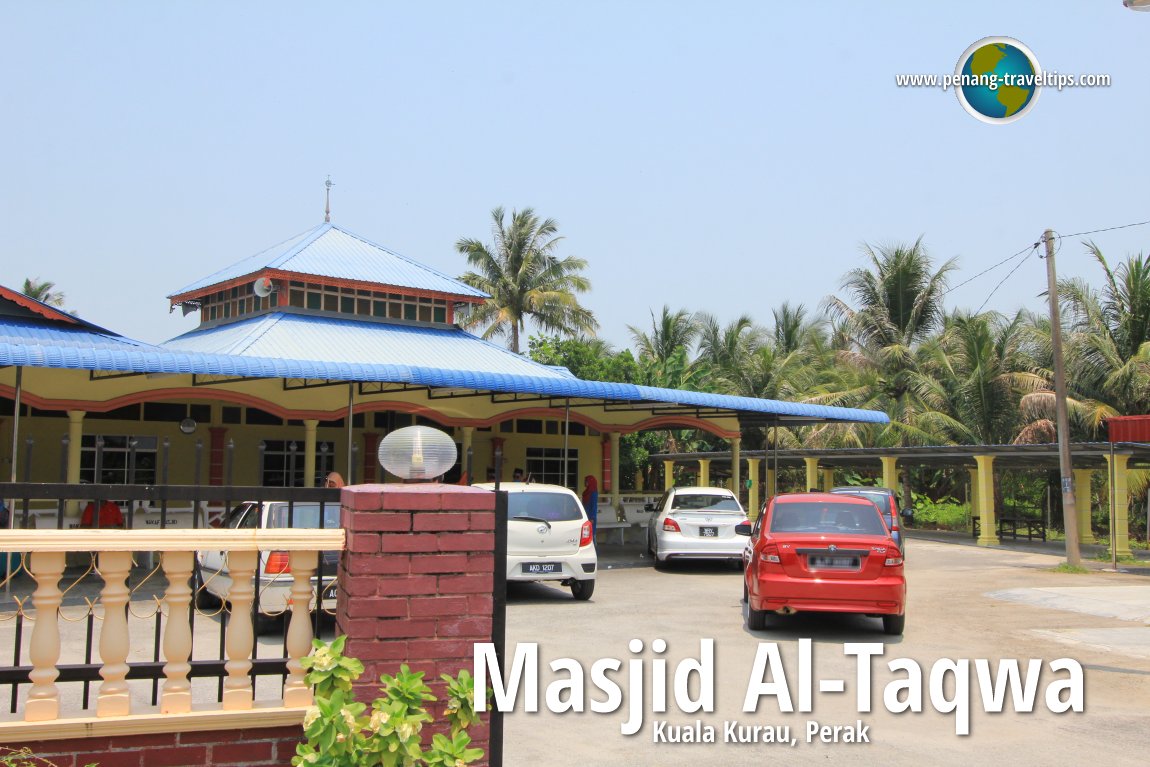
[1104,415,1150,443]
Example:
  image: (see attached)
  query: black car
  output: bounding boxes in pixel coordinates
[827,486,908,551]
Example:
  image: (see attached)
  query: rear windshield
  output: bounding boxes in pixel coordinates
[834,490,891,514]
[671,494,742,512]
[769,501,887,535]
[508,492,584,522]
[267,503,340,529]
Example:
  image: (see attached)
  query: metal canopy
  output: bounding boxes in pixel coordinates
[0,299,891,426]
[652,442,1150,471]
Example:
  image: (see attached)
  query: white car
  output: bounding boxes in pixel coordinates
[475,482,597,600]
[646,487,749,565]
[197,500,340,625]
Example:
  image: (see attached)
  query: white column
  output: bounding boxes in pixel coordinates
[461,426,475,483]
[66,411,85,516]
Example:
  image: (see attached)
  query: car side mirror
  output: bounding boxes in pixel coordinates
[901,508,915,519]
[735,522,752,536]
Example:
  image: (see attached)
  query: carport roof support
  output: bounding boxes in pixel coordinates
[652,442,1150,471]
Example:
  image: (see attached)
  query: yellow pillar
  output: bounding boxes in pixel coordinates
[1105,453,1132,558]
[66,410,85,515]
[609,431,621,508]
[974,454,998,546]
[747,458,761,518]
[803,457,819,492]
[303,419,318,488]
[698,458,711,487]
[1073,468,1095,545]
[730,437,741,502]
[880,456,898,491]
[821,467,835,491]
[663,460,675,491]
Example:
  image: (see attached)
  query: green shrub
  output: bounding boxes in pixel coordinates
[292,636,486,767]
[910,494,969,531]
[0,749,95,767]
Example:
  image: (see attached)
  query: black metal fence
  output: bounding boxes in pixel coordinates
[0,435,342,716]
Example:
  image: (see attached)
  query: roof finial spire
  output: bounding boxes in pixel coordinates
[324,176,334,223]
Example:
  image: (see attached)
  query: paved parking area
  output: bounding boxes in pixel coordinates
[503,539,1150,766]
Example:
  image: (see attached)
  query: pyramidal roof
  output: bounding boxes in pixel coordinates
[168,223,488,302]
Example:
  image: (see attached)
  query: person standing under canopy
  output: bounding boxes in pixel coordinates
[582,475,599,535]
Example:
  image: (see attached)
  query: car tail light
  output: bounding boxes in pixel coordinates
[265,551,291,574]
[759,543,781,564]
[662,518,681,533]
[579,521,593,547]
[884,555,903,567]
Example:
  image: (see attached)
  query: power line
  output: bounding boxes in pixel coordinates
[942,216,1149,303]
[1059,218,1150,240]
[975,244,1040,315]
[943,243,1037,297]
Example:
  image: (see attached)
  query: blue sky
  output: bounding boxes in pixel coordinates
[2,2,1147,352]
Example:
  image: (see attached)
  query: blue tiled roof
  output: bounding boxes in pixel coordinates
[169,223,488,300]
[0,312,888,425]
[162,312,577,382]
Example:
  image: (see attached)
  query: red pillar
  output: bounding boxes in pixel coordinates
[361,431,379,483]
[601,435,612,493]
[208,427,228,486]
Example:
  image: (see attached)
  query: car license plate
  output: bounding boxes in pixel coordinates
[699,526,718,537]
[523,562,561,575]
[809,556,858,569]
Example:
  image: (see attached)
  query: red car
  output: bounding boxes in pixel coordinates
[738,492,906,635]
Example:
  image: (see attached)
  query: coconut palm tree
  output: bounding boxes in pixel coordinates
[696,312,758,376]
[456,207,597,353]
[627,306,699,367]
[826,237,956,350]
[626,306,711,456]
[820,238,958,447]
[21,277,66,307]
[924,310,1047,445]
[771,302,823,354]
[1058,243,1150,425]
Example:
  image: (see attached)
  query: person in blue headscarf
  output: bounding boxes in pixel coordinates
[582,475,599,535]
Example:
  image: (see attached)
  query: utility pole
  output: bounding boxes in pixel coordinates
[1042,229,1081,566]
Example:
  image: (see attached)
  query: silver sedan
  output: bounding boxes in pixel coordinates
[645,487,749,565]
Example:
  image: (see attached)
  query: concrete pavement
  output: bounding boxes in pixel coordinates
[504,535,1150,766]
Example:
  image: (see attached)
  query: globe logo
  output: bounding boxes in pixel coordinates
[955,37,1041,124]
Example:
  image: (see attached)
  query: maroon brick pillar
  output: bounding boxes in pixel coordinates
[337,483,496,758]
[208,427,228,486]
[361,432,379,483]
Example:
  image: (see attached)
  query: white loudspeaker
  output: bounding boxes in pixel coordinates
[252,277,275,297]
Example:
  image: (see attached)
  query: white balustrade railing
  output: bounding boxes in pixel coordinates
[0,528,345,740]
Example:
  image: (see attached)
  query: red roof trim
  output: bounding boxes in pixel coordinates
[0,285,80,325]
[168,269,486,307]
